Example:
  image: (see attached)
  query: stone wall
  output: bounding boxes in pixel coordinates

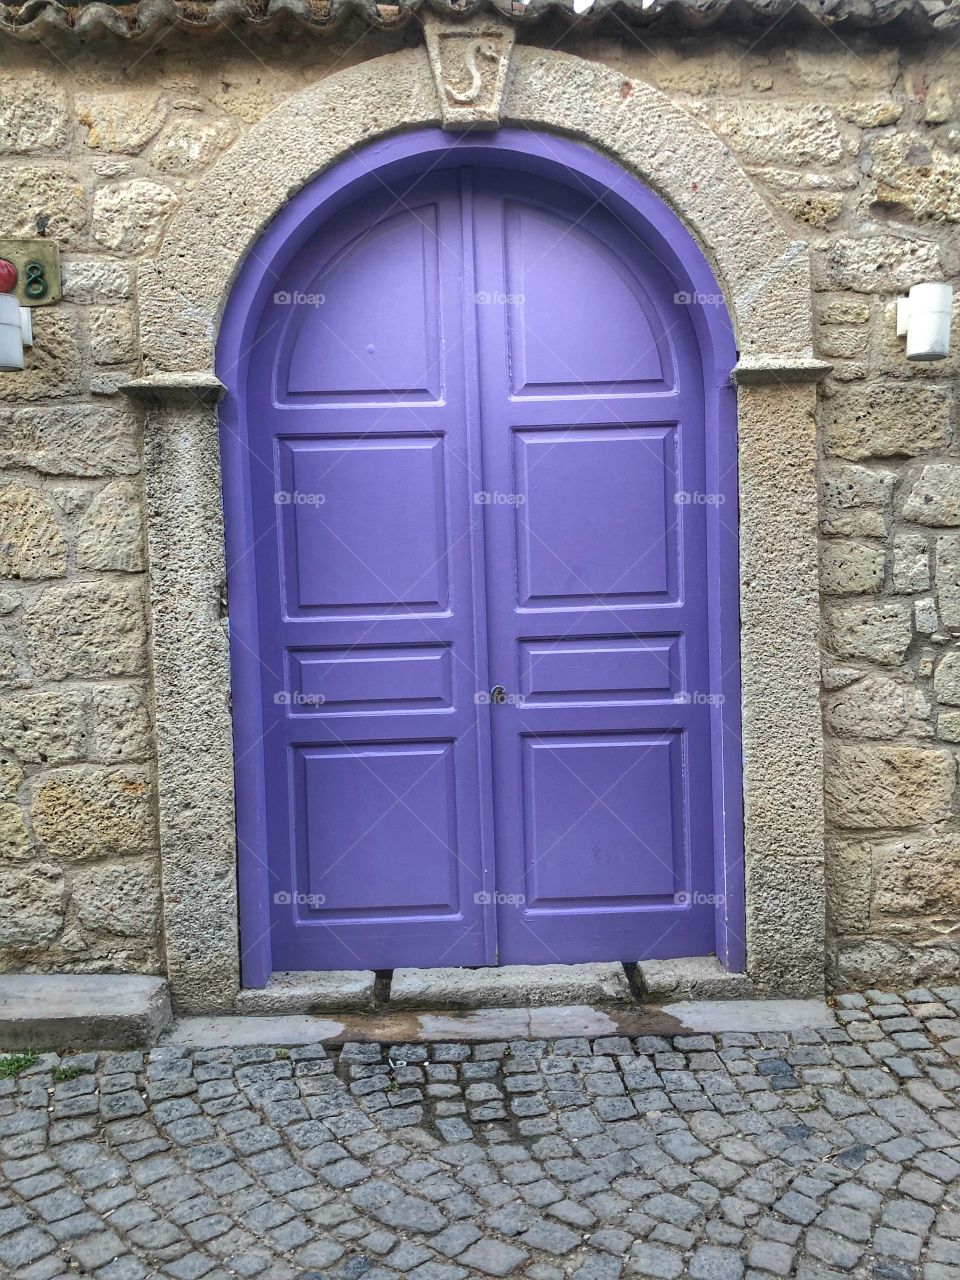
[0,23,957,987]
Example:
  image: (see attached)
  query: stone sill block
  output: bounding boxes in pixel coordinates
[0,975,172,1052]
[389,962,635,1009]
[234,969,377,1014]
[636,955,757,1003]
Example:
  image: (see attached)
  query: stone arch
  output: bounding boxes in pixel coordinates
[127,39,827,1013]
[139,44,812,374]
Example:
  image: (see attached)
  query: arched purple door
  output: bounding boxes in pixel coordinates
[219,131,743,984]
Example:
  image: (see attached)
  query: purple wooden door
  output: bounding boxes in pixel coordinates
[228,153,734,974]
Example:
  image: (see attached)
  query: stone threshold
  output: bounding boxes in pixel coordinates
[236,957,757,1016]
[165,998,836,1049]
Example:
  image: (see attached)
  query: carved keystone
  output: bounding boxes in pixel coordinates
[422,13,516,130]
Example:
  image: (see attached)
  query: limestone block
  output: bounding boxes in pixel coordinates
[934,650,960,705]
[820,463,892,538]
[0,864,64,948]
[31,766,154,862]
[0,404,141,477]
[935,533,960,628]
[904,464,960,526]
[891,533,930,592]
[824,599,913,664]
[151,115,238,173]
[89,307,137,366]
[777,192,843,229]
[840,100,903,127]
[0,690,88,764]
[822,383,952,460]
[76,92,167,153]
[24,580,146,680]
[936,710,960,742]
[91,684,152,762]
[825,838,873,934]
[820,236,941,294]
[0,804,31,861]
[819,538,885,594]
[72,861,160,938]
[820,299,871,326]
[76,481,144,572]
[824,675,929,740]
[871,134,960,223]
[0,165,85,247]
[62,258,132,303]
[0,485,67,580]
[818,326,868,359]
[0,625,30,691]
[0,761,23,801]
[0,310,82,404]
[0,75,68,153]
[92,180,178,255]
[715,103,845,166]
[916,596,940,635]
[824,744,955,828]
[875,834,960,916]
[785,45,898,93]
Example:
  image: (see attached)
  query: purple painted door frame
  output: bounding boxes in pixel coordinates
[217,129,744,988]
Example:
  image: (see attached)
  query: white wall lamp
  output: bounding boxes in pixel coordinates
[896,281,954,362]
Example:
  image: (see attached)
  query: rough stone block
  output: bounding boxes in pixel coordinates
[823,383,951,460]
[825,745,955,828]
[0,975,171,1050]
[235,970,377,1014]
[390,964,633,1009]
[824,600,913,664]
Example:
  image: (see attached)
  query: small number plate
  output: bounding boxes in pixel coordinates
[0,239,61,307]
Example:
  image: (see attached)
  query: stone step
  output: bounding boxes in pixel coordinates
[0,975,171,1051]
[234,969,377,1014]
[389,962,635,1010]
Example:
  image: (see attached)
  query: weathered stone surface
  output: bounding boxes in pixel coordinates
[89,306,137,366]
[391,963,633,1009]
[0,863,64,948]
[31,765,153,862]
[786,45,898,92]
[715,103,845,165]
[826,837,872,933]
[934,651,960,705]
[821,299,871,326]
[0,974,171,1050]
[92,179,178,254]
[0,75,68,152]
[824,745,955,828]
[824,675,929,739]
[820,538,884,594]
[76,480,144,571]
[820,463,892,539]
[0,802,31,861]
[840,99,903,127]
[820,236,941,293]
[0,404,141,477]
[0,309,83,404]
[61,257,132,302]
[875,834,960,917]
[72,861,160,937]
[824,600,913,664]
[904,464,960,526]
[0,760,23,801]
[0,164,85,246]
[891,533,930,592]
[76,91,167,153]
[936,709,960,742]
[0,623,30,691]
[823,384,952,460]
[935,534,960,628]
[151,115,237,172]
[777,191,844,229]
[0,690,87,764]
[871,134,960,223]
[91,684,152,762]
[0,484,67,580]
[23,580,146,680]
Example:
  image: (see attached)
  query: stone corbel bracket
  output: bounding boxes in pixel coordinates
[422,12,517,130]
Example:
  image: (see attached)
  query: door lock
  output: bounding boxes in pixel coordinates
[490,685,507,704]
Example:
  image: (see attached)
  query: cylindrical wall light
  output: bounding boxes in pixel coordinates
[897,282,954,362]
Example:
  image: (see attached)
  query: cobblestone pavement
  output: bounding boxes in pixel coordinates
[1,990,960,1280]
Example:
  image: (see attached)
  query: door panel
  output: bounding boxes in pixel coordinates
[471,171,717,964]
[246,173,493,971]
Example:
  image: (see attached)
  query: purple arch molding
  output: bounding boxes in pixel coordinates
[216,127,745,989]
